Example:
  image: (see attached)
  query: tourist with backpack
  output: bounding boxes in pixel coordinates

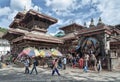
[24,57,30,74]
[30,58,38,75]
[52,59,60,76]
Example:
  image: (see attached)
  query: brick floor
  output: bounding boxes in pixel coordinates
[0,65,120,82]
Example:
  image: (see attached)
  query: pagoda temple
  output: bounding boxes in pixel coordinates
[2,9,120,71]
[3,9,63,56]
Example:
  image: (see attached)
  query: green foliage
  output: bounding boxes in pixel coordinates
[0,27,8,33]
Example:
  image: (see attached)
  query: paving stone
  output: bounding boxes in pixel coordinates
[0,66,120,82]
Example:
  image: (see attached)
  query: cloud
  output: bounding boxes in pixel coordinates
[78,0,120,25]
[33,5,42,12]
[0,0,42,28]
[81,0,91,6]
[97,0,120,25]
[8,10,18,20]
[0,7,11,17]
[0,10,18,28]
[10,0,33,11]
[45,0,80,16]
[0,18,11,28]
[73,0,120,25]
[45,0,73,10]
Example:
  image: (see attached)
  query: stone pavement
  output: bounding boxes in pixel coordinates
[0,65,120,82]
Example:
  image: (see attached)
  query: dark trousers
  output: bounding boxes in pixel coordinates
[58,63,62,69]
[52,68,60,76]
[63,64,66,70]
[25,67,29,74]
[30,66,38,74]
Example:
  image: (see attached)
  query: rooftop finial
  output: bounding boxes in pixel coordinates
[89,18,95,27]
[23,6,27,14]
[97,17,104,26]
[99,17,102,22]
[37,7,40,12]
[84,22,87,28]
[98,17,102,24]
[91,18,94,24]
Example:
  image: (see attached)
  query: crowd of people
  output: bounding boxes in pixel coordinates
[66,53,102,73]
[1,51,102,76]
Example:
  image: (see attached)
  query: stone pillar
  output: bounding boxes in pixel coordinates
[100,33,111,70]
[110,51,119,71]
[100,34,106,58]
[105,34,110,54]
[104,34,111,70]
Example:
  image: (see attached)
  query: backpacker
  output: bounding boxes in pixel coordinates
[35,60,39,66]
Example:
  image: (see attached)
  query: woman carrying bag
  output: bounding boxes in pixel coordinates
[52,59,60,76]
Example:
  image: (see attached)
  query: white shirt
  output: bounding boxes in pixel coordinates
[24,59,29,67]
[85,54,89,61]
[63,58,67,64]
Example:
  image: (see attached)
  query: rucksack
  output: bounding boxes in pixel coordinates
[36,60,39,66]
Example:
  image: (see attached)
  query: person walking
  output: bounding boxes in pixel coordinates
[84,54,89,68]
[24,57,30,74]
[52,59,60,76]
[63,57,67,70]
[97,59,102,73]
[30,58,38,75]
[84,54,89,72]
[58,58,62,69]
[79,57,84,69]
[90,53,97,70]
[72,57,76,68]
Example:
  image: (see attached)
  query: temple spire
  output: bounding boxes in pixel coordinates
[99,17,102,22]
[84,22,87,28]
[97,17,104,26]
[89,18,95,28]
[37,7,40,12]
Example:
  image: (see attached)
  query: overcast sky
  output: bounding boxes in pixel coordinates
[0,0,120,35]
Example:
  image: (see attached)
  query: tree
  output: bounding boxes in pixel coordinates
[0,27,8,33]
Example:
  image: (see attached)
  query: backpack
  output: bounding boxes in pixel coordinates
[35,60,39,66]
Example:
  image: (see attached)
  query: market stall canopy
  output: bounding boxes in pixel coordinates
[51,49,63,57]
[18,47,40,57]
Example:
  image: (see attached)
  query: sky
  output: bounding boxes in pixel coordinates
[0,0,120,35]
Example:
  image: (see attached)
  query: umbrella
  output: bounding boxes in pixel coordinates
[18,47,40,57]
[39,50,52,57]
[51,49,62,57]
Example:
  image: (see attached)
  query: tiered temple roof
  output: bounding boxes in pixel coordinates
[60,23,84,34]
[77,25,112,36]
[3,9,63,44]
[3,28,63,44]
